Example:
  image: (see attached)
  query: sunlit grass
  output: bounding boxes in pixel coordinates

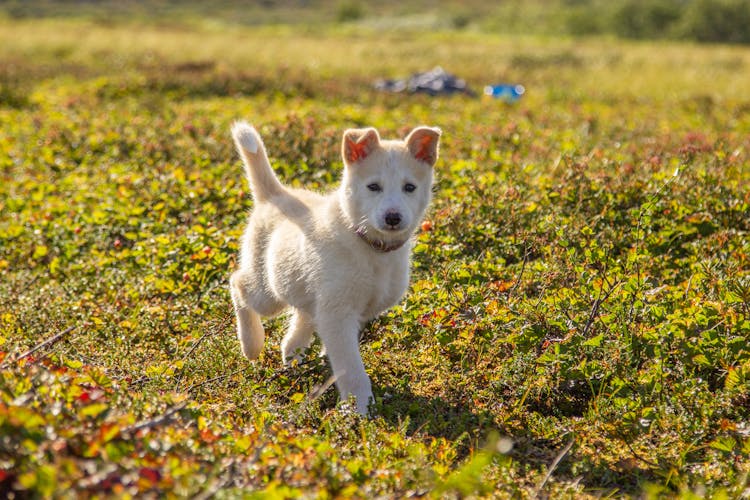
[3,18,750,98]
[1,15,749,498]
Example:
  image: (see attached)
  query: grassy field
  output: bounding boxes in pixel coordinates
[1,13,749,498]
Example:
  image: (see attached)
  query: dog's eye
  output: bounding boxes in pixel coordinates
[367,183,382,192]
[403,183,417,193]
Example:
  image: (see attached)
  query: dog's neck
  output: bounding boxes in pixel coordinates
[355,227,407,253]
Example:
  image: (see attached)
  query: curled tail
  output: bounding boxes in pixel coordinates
[231,121,285,201]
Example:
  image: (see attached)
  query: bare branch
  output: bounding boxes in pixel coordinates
[122,401,188,435]
[3,325,76,366]
[183,367,251,394]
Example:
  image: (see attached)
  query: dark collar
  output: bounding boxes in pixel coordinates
[355,227,407,253]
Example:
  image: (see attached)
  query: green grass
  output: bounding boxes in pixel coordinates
[1,15,749,498]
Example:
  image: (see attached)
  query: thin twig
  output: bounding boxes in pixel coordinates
[4,325,76,366]
[581,288,604,338]
[183,366,251,394]
[536,437,575,494]
[0,274,40,309]
[78,465,119,490]
[616,431,659,468]
[173,312,233,391]
[631,171,680,318]
[183,354,321,395]
[122,401,188,435]
[182,312,233,362]
[509,242,531,297]
[193,473,233,500]
[581,280,623,338]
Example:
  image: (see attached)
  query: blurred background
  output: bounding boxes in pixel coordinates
[1,0,750,44]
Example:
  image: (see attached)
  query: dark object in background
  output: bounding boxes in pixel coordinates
[374,66,475,96]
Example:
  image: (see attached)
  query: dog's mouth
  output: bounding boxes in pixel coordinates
[355,226,408,253]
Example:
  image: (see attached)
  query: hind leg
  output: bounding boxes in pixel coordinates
[230,270,267,360]
[281,309,315,366]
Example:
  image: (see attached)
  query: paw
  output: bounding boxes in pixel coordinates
[340,379,373,417]
[352,390,374,417]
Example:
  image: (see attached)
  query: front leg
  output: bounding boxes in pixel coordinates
[316,315,373,416]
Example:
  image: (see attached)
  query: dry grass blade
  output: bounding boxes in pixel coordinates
[535,437,575,496]
[308,374,338,402]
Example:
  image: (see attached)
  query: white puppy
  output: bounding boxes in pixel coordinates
[229,121,440,415]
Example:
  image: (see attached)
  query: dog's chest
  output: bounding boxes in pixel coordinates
[355,256,410,319]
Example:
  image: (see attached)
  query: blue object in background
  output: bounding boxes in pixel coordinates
[484,84,525,102]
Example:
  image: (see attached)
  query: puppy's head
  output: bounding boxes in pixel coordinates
[339,126,440,250]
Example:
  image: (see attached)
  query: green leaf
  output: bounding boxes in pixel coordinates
[33,245,49,259]
[724,368,741,390]
[692,354,710,367]
[435,450,493,496]
[413,243,429,254]
[79,403,108,419]
[583,334,604,347]
[710,436,736,453]
[48,256,61,274]
[63,357,83,369]
[18,464,57,496]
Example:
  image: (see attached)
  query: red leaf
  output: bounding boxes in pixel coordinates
[139,467,161,484]
[200,428,219,443]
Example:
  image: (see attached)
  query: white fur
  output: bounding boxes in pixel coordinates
[232,123,259,153]
[229,121,440,415]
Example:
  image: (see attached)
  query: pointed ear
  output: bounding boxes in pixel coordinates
[406,127,441,166]
[342,128,380,166]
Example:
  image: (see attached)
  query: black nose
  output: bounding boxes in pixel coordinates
[385,211,402,228]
